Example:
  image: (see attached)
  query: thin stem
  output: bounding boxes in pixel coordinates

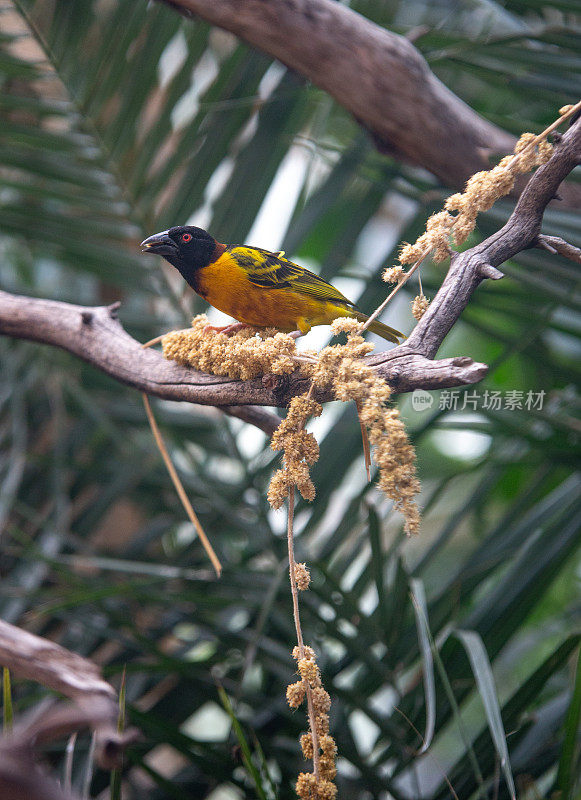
[361,254,428,332]
[142,329,193,350]
[287,489,303,651]
[286,487,320,780]
[293,354,318,364]
[142,333,167,349]
[63,732,76,792]
[515,99,581,158]
[142,394,222,577]
[356,400,371,482]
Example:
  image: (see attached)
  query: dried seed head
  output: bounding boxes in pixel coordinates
[268,393,322,509]
[296,772,318,799]
[312,687,332,714]
[315,713,330,736]
[298,657,319,685]
[319,735,337,757]
[319,755,337,781]
[162,315,297,380]
[330,317,363,336]
[294,562,311,591]
[396,123,554,268]
[292,645,315,661]
[383,265,407,284]
[412,294,430,321]
[317,778,338,800]
[287,680,306,709]
[300,732,314,759]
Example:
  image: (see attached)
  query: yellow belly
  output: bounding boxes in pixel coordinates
[195,255,353,333]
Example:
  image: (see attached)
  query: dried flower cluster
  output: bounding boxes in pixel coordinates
[383,265,406,285]
[294,562,311,591]
[412,294,430,320]
[164,314,421,533]
[162,314,297,380]
[391,132,554,274]
[302,318,420,534]
[381,128,555,323]
[163,314,420,797]
[287,645,337,800]
[268,393,323,508]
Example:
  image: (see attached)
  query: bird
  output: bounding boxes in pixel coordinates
[141,225,404,342]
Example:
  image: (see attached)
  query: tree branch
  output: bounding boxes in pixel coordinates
[157,0,581,207]
[1,119,579,410]
[536,234,581,264]
[399,116,581,359]
[158,0,517,188]
[0,288,488,405]
[0,619,139,800]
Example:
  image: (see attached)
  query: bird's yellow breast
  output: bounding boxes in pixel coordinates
[195,251,350,333]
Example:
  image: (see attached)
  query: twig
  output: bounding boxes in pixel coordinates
[141,333,170,348]
[0,617,139,798]
[142,394,222,577]
[361,252,427,333]
[356,401,372,482]
[0,619,115,706]
[0,702,139,800]
[536,234,581,264]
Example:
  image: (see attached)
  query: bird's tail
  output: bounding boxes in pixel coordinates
[354,312,405,344]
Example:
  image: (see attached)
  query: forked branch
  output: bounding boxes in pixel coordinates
[1,119,579,409]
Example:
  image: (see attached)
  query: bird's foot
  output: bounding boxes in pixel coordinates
[289,330,304,339]
[203,322,249,335]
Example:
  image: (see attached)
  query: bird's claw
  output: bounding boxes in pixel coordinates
[202,322,249,335]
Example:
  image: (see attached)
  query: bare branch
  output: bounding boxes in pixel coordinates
[0,703,139,800]
[0,288,488,403]
[0,619,115,708]
[157,0,515,188]
[1,119,579,409]
[223,404,280,434]
[0,292,279,433]
[478,264,505,281]
[536,234,581,264]
[403,117,581,359]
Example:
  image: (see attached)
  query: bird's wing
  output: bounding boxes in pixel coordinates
[228,246,354,307]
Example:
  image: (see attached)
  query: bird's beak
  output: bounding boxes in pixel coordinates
[140,231,178,257]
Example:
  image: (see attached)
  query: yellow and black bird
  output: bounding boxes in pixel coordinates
[141,226,404,342]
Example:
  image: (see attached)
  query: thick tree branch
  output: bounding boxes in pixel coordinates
[0,289,488,405]
[158,0,516,188]
[1,119,579,411]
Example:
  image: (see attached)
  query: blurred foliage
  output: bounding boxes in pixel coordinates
[0,0,580,798]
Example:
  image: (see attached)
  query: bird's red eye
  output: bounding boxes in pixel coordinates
[182,233,192,243]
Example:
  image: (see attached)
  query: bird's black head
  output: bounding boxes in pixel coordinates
[141,226,218,285]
